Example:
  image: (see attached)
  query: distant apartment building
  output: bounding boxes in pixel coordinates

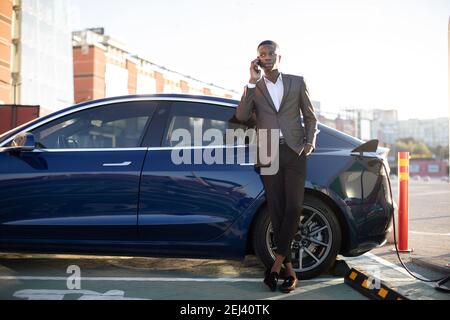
[0,0,12,104]
[371,109,398,146]
[12,0,74,115]
[311,100,321,114]
[317,112,358,138]
[326,108,372,140]
[72,28,238,104]
[397,118,449,148]
[317,114,337,130]
[322,107,449,150]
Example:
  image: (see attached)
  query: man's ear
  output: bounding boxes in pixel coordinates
[278,55,282,63]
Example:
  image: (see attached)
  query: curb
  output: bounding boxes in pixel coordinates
[411,257,450,275]
[344,268,408,300]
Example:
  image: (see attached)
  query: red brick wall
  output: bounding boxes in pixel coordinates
[127,60,137,94]
[0,0,12,104]
[0,105,39,134]
[180,80,189,93]
[154,71,164,93]
[73,46,106,103]
[409,159,448,177]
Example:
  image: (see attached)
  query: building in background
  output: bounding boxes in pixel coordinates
[0,0,12,104]
[72,28,238,104]
[0,0,42,134]
[19,0,74,115]
[319,108,372,140]
[409,158,448,178]
[397,118,449,148]
[311,100,321,114]
[317,110,358,138]
[8,0,74,116]
[371,109,398,146]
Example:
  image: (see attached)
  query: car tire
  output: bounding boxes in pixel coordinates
[252,194,342,280]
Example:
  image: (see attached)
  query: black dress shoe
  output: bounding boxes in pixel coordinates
[280,276,298,293]
[263,269,279,292]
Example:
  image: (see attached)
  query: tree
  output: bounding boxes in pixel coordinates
[394,138,433,159]
[430,145,449,160]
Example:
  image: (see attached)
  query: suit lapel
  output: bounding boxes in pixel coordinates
[278,74,291,113]
[256,79,277,113]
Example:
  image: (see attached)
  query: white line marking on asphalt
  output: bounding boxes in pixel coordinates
[408,191,450,197]
[364,252,439,289]
[264,279,344,300]
[13,289,148,300]
[0,276,339,282]
[0,274,414,286]
[364,253,413,278]
[410,231,450,236]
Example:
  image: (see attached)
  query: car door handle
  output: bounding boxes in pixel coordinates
[102,161,132,167]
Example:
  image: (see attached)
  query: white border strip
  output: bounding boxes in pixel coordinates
[0,276,340,282]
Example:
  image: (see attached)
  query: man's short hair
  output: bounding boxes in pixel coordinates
[257,40,280,51]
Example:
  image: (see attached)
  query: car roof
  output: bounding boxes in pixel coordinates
[46,94,240,123]
[0,94,240,143]
[0,94,363,149]
[74,94,239,109]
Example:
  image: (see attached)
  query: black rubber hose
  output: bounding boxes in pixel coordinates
[381,160,449,289]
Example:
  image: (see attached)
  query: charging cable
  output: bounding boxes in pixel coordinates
[381,161,449,292]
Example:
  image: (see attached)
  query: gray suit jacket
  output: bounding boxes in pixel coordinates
[235,74,319,157]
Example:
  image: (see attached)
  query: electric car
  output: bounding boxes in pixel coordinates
[0,94,394,279]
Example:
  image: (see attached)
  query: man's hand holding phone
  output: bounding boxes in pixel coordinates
[249,58,262,84]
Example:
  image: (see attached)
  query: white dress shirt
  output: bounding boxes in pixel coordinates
[247,73,284,136]
[263,73,284,112]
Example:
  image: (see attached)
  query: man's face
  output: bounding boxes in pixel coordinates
[257,44,281,72]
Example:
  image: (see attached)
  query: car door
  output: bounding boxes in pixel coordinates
[0,101,156,241]
[138,100,264,242]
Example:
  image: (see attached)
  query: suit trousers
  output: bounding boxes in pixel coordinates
[260,142,307,263]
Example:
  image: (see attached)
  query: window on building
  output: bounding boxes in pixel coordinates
[410,164,420,173]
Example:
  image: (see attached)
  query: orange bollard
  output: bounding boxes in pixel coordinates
[397,152,412,252]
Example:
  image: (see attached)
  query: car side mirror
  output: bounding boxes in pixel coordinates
[5,133,36,152]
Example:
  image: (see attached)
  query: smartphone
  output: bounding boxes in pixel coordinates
[254,58,261,72]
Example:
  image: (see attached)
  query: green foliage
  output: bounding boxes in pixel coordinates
[394,137,432,158]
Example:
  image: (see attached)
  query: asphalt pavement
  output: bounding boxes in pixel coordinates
[0,253,366,300]
[385,179,450,275]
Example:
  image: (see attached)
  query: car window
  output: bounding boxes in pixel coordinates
[163,102,252,147]
[31,102,156,149]
[316,128,361,149]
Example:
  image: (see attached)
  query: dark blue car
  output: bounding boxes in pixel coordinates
[0,94,393,279]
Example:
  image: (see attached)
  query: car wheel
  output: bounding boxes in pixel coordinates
[252,194,342,279]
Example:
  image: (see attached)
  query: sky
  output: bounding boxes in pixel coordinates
[70,0,450,120]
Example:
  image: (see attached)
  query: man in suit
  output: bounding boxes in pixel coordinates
[235,40,318,293]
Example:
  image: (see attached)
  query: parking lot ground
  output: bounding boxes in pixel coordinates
[345,252,450,300]
[0,253,366,300]
[0,251,449,300]
[389,179,450,272]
